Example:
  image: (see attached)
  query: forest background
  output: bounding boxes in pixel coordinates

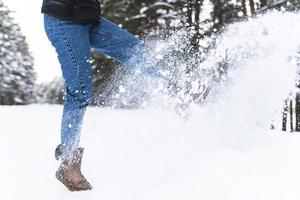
[0,0,298,106]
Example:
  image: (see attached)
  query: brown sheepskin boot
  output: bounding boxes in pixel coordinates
[55,145,92,191]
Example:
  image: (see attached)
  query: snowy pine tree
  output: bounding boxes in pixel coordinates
[0,1,36,105]
[35,77,65,105]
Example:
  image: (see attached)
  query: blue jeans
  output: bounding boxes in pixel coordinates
[44,15,162,159]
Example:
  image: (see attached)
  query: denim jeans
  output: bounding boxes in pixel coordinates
[44,15,162,159]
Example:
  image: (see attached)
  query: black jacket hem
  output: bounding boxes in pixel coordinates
[41,0,101,24]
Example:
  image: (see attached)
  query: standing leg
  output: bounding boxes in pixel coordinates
[44,15,92,191]
[44,15,93,158]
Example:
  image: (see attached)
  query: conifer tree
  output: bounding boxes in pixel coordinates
[0,1,36,105]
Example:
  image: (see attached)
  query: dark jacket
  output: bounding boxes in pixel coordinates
[41,0,101,24]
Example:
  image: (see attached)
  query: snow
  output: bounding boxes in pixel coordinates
[1,105,300,200]
[2,10,300,200]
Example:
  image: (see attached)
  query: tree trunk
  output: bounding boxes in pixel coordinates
[296,93,300,131]
[194,0,200,25]
[242,0,247,16]
[282,99,288,131]
[192,0,201,51]
[249,0,255,14]
[290,100,294,132]
[187,0,193,26]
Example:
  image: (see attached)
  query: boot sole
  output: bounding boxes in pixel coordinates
[55,172,92,191]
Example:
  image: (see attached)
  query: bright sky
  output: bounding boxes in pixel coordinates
[3,0,61,83]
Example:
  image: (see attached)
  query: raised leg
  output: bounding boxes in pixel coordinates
[89,17,162,78]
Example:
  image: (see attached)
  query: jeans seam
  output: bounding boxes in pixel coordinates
[59,22,85,96]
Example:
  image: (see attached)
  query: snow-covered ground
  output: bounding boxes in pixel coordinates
[1,105,300,200]
[2,11,300,200]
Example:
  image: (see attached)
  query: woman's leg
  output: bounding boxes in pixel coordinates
[44,15,93,159]
[44,14,93,191]
[89,17,162,78]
